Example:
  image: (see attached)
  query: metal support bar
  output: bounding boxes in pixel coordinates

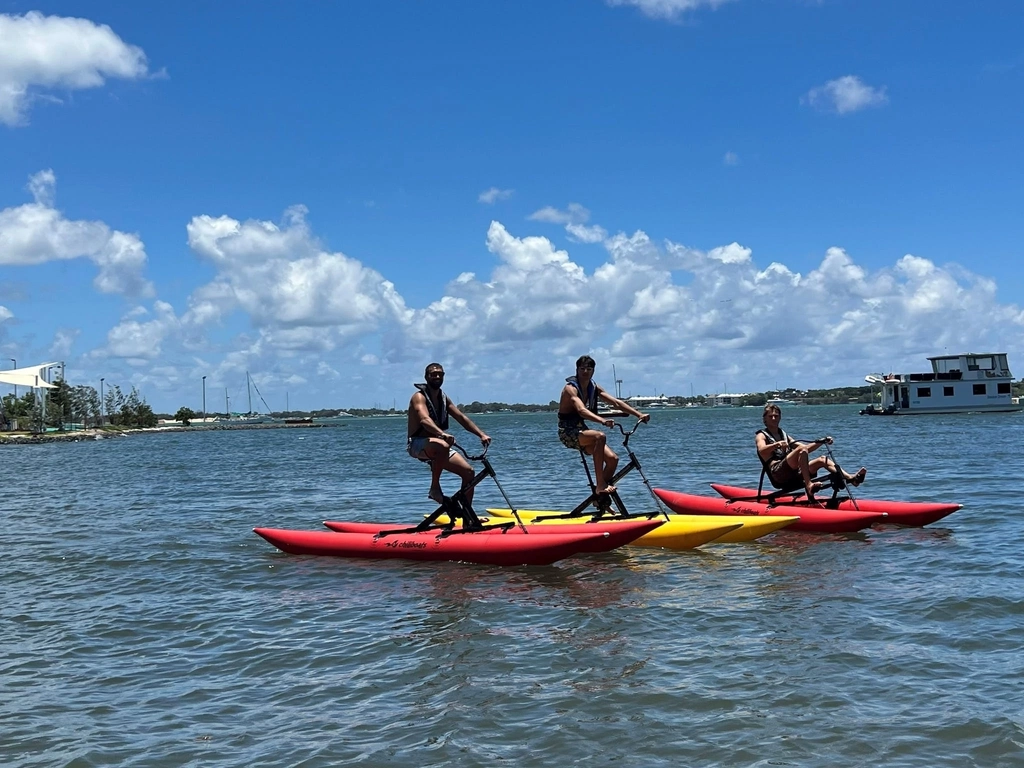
[376,452,524,537]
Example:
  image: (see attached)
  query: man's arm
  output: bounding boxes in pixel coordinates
[566,384,614,427]
[447,401,492,446]
[775,433,833,455]
[410,392,449,440]
[755,431,782,461]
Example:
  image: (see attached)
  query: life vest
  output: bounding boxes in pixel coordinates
[412,383,448,435]
[756,427,791,471]
[558,376,598,427]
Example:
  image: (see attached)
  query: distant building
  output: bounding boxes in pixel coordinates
[624,395,672,408]
[711,393,747,407]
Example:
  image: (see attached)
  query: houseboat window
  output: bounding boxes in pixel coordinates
[917,387,931,397]
[998,383,1011,394]
[968,356,994,371]
[973,384,986,396]
[943,386,954,397]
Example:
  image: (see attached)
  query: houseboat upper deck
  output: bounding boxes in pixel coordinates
[862,352,1022,415]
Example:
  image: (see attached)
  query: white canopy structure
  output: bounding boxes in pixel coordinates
[1,362,61,431]
[0,362,60,390]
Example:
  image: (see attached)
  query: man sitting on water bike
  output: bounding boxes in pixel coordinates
[407,363,491,506]
[755,403,866,500]
[557,355,649,495]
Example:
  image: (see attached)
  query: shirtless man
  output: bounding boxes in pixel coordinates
[755,404,866,499]
[557,355,649,494]
[407,363,492,505]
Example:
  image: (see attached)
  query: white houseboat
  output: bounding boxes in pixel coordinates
[862,352,1022,415]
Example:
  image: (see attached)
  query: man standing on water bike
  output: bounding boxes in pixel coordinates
[408,363,492,505]
[558,355,649,495]
[755,403,866,500]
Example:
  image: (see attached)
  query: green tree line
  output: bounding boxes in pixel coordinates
[2,378,157,431]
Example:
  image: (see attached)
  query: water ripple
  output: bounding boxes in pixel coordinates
[2,408,1024,766]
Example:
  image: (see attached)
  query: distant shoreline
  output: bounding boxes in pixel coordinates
[0,420,342,446]
[1,403,877,446]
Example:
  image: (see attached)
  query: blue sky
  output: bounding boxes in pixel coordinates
[1,1,1022,412]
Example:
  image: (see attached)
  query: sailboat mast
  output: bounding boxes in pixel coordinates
[247,372,252,415]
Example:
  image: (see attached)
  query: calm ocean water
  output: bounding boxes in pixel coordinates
[3,406,1023,767]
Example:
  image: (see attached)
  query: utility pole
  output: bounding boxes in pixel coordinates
[202,376,207,421]
[225,388,230,418]
[100,378,105,426]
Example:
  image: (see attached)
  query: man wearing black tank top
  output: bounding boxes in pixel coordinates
[407,362,491,505]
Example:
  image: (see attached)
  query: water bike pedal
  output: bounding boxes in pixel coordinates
[417,494,479,528]
[827,471,847,491]
[582,488,632,518]
[425,494,517,535]
[437,520,517,536]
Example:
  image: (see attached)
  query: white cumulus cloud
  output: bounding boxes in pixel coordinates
[0,11,152,126]
[0,170,154,297]
[478,187,513,204]
[102,301,179,360]
[804,75,889,115]
[607,0,735,21]
[396,222,598,354]
[566,223,609,244]
[183,206,409,350]
[529,203,608,244]
[528,203,591,225]
[74,204,1024,411]
[50,328,79,358]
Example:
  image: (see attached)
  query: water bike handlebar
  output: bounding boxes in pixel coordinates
[454,418,648,461]
[612,416,649,446]
[788,435,834,446]
[454,441,490,462]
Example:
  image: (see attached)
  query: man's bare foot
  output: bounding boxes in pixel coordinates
[597,484,617,495]
[428,486,444,503]
[848,467,867,487]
